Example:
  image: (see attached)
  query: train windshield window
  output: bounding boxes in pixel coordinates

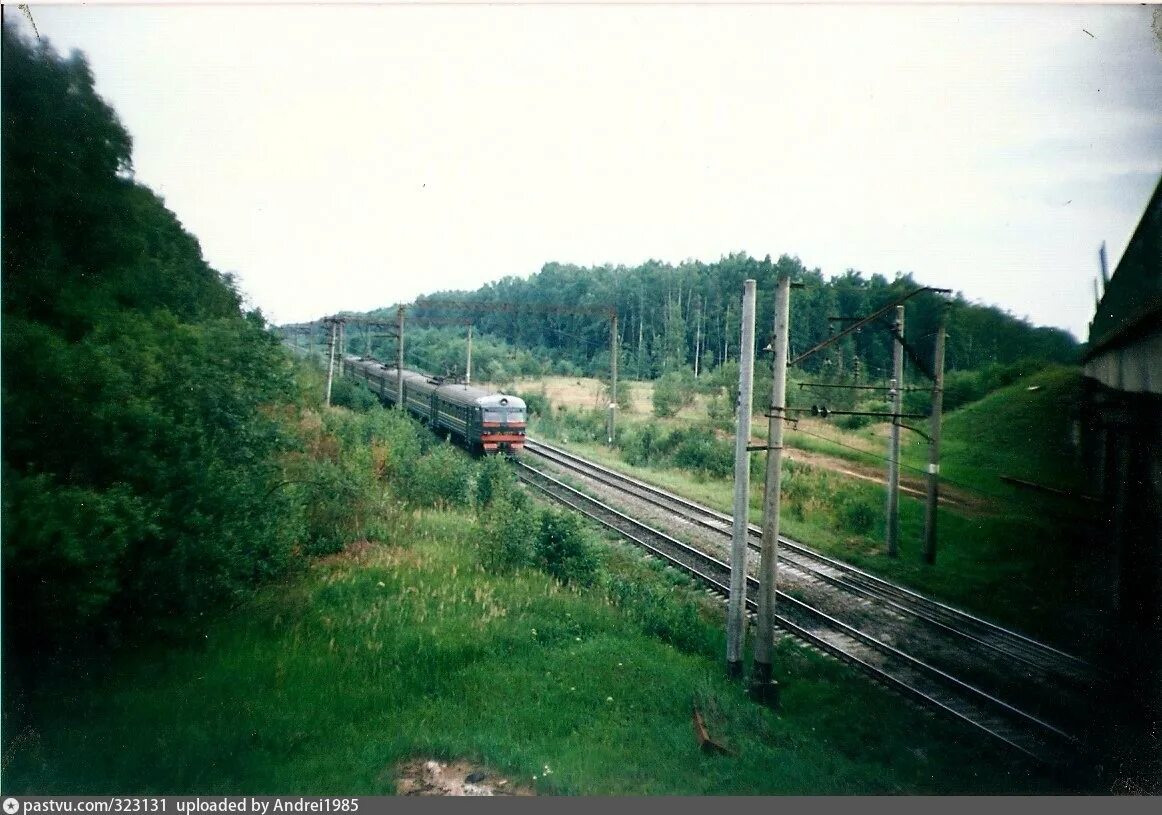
[509,408,526,424]
[483,409,503,423]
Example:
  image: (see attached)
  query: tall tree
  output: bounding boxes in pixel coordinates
[3,25,302,657]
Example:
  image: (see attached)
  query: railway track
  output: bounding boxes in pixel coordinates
[515,440,1093,769]
[524,438,1100,689]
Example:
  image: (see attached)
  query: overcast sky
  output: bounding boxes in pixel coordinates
[10,4,1162,340]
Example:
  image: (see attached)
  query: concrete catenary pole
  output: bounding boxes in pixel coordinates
[727,279,758,678]
[608,311,618,445]
[338,319,345,377]
[325,320,337,408]
[923,306,948,564]
[396,305,405,410]
[752,274,790,706]
[466,324,473,385]
[886,305,905,557]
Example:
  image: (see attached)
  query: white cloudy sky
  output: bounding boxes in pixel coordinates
[9,3,1162,339]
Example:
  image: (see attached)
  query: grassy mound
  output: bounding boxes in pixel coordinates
[929,365,1085,495]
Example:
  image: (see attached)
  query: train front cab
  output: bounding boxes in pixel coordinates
[477,394,526,454]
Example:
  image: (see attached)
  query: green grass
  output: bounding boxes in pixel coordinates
[4,510,1061,794]
[784,366,1088,506]
[776,464,1105,647]
[902,365,1086,497]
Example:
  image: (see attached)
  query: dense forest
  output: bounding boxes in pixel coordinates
[331,256,1079,387]
[1,26,356,660]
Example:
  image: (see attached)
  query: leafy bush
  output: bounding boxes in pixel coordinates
[537,406,606,444]
[839,496,878,536]
[1,30,326,654]
[941,359,1039,413]
[620,420,742,480]
[616,382,635,414]
[533,509,599,587]
[593,380,635,414]
[475,453,517,508]
[708,360,740,404]
[349,408,425,483]
[704,390,735,430]
[619,423,661,467]
[751,369,774,415]
[297,457,371,556]
[477,502,598,586]
[477,497,538,572]
[402,443,474,508]
[3,311,308,648]
[750,444,768,481]
[330,376,379,412]
[517,389,551,418]
[835,397,890,430]
[672,434,734,478]
[652,370,696,417]
[484,359,510,386]
[285,408,420,556]
[2,472,155,643]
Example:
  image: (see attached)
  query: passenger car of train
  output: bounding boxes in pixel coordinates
[342,355,526,454]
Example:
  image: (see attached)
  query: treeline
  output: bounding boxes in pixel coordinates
[3,28,372,660]
[346,254,1078,386]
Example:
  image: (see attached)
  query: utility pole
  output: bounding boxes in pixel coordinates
[396,305,405,410]
[727,280,757,679]
[466,324,473,385]
[923,306,948,564]
[752,274,790,707]
[608,310,618,445]
[325,319,337,408]
[886,305,904,557]
[338,319,345,377]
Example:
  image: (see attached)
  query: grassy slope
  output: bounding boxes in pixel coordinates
[541,366,1106,651]
[785,365,1087,501]
[905,365,1086,495]
[4,511,1058,795]
[876,367,1103,645]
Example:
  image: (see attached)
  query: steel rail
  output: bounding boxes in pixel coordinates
[515,460,1079,766]
[524,437,1097,684]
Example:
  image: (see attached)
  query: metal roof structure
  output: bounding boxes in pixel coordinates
[1084,178,1162,395]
